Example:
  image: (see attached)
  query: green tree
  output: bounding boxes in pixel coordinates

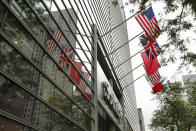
[149,81,196,131]
[184,81,196,130]
[45,92,90,131]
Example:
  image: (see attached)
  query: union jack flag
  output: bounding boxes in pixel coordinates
[139,33,160,60]
[135,6,160,40]
[79,71,89,92]
[43,29,62,57]
[59,46,74,70]
[148,70,161,86]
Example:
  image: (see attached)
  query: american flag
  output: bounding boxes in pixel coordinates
[79,71,89,92]
[135,6,160,40]
[43,29,62,57]
[148,70,161,85]
[59,46,74,70]
[139,33,160,60]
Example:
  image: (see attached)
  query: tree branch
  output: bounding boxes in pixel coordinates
[178,2,185,28]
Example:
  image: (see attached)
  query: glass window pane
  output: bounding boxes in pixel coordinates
[0,116,33,131]
[0,74,83,131]
[0,3,6,27]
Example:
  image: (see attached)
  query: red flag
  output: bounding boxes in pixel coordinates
[152,82,163,94]
[82,87,92,100]
[70,61,82,85]
[79,71,89,92]
[141,51,160,75]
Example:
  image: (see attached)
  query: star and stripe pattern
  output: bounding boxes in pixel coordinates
[148,70,161,86]
[135,6,161,40]
[43,29,62,57]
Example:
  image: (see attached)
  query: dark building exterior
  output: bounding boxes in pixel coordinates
[137,108,145,131]
[0,0,139,131]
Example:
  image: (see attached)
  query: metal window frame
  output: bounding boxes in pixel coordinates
[31,0,94,87]
[77,0,93,28]
[51,0,93,66]
[66,0,93,41]
[39,0,95,92]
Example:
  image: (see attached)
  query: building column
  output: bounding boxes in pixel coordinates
[92,24,98,131]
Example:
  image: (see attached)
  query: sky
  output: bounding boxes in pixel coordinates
[122,1,196,130]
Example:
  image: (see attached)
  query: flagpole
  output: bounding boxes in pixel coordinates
[47,26,91,38]
[119,63,143,80]
[99,4,151,38]
[75,47,91,52]
[123,73,146,90]
[106,31,144,57]
[75,59,91,64]
[114,48,144,69]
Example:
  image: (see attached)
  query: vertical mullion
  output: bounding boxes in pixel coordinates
[92,24,98,131]
[72,0,92,37]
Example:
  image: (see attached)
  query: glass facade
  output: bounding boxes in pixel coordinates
[0,0,94,130]
[0,0,139,131]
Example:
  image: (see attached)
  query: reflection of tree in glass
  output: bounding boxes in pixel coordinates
[45,92,89,131]
[0,40,35,88]
[2,0,49,36]
[72,94,91,130]
[0,39,38,128]
[45,92,73,131]
[0,75,26,118]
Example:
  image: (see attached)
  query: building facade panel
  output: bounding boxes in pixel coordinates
[89,0,139,130]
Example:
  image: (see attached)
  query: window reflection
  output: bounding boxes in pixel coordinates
[0,74,83,131]
[0,0,92,130]
[0,3,6,27]
[0,38,90,129]
[0,116,33,131]
[10,0,46,37]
